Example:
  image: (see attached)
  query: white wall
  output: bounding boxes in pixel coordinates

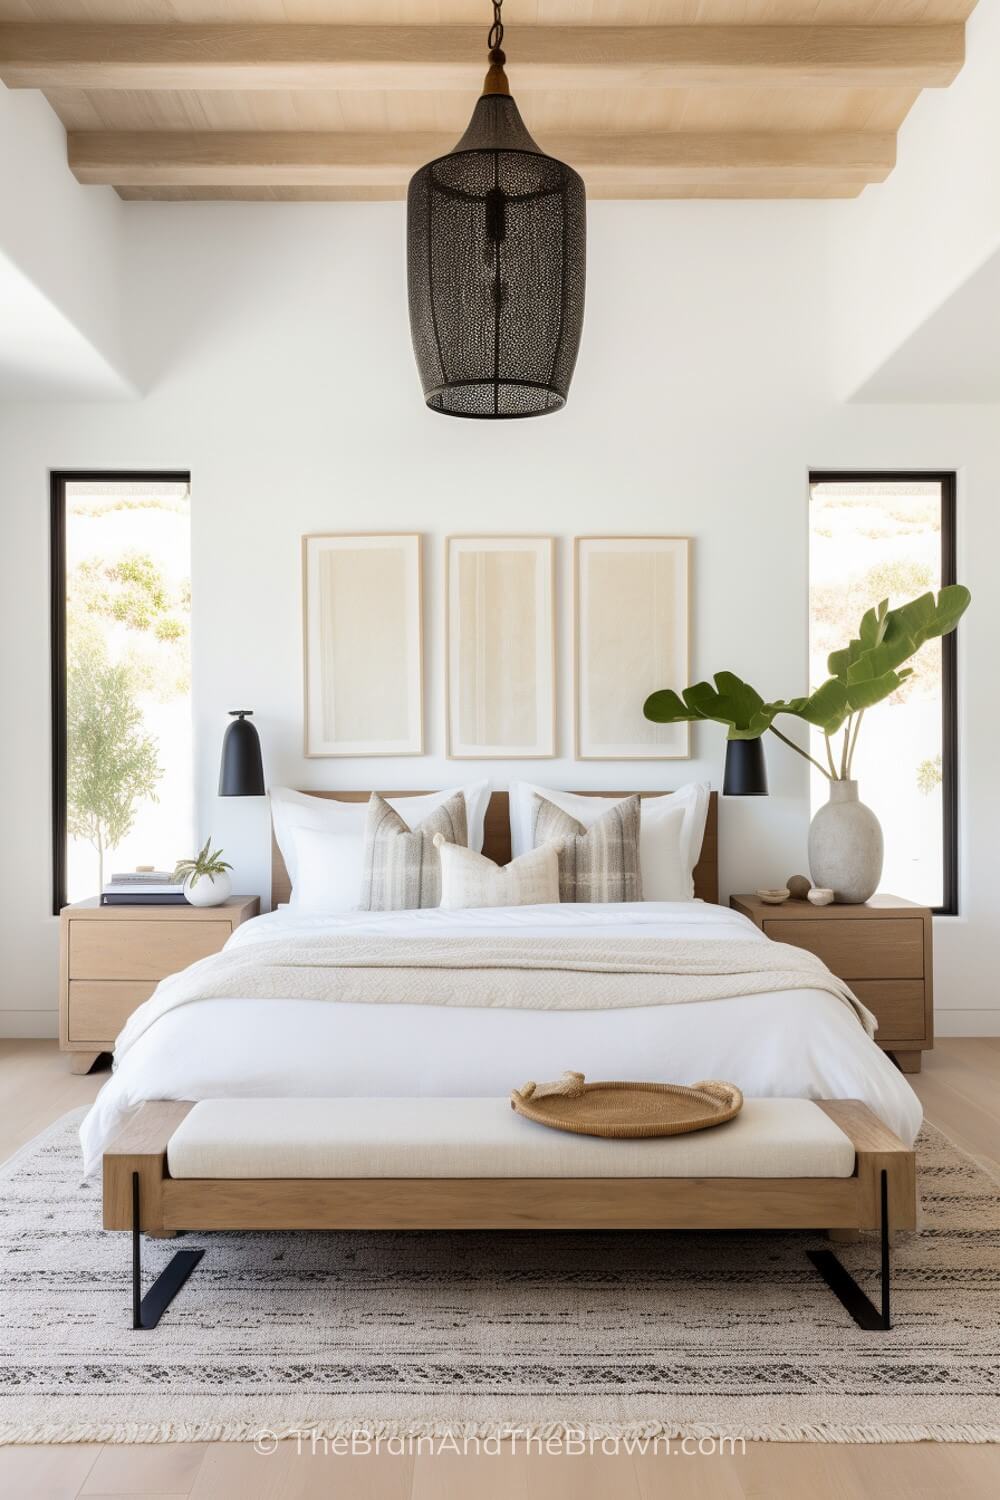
[832,0,1000,400]
[1,200,997,1039]
[846,248,1000,404]
[0,88,134,398]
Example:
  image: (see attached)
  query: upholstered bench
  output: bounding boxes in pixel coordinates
[102,1096,915,1333]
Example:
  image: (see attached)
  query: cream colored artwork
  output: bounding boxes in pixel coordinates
[447,537,555,758]
[576,537,690,760]
[303,534,423,756]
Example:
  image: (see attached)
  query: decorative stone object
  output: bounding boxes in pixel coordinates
[786,874,811,901]
[756,887,790,905]
[807,887,835,907]
[807,779,883,904]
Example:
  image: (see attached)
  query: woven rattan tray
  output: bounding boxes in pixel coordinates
[509,1072,743,1139]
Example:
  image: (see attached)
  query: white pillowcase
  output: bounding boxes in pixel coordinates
[434,835,561,912]
[271,783,490,913]
[508,780,710,903]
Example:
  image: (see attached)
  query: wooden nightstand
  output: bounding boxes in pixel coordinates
[59,895,260,1074]
[729,894,933,1074]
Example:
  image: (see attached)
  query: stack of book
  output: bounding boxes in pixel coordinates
[101,871,187,906]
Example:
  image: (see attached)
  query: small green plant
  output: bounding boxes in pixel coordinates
[173,837,232,887]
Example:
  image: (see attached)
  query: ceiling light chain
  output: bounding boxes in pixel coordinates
[488,0,505,61]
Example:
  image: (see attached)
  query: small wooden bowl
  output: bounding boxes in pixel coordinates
[756,887,790,905]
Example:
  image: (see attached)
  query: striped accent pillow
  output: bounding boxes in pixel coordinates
[360,791,468,911]
[532,793,643,904]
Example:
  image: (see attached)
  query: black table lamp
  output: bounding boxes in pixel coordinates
[723,737,768,796]
[219,710,265,797]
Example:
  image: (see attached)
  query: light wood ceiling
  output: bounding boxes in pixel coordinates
[0,2,978,201]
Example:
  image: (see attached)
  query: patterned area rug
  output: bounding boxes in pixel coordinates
[0,1109,998,1445]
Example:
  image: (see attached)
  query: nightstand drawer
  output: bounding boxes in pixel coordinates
[761,917,924,980]
[851,981,928,1042]
[68,980,156,1042]
[69,918,231,980]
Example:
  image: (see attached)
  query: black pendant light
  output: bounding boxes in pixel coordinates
[407,0,586,418]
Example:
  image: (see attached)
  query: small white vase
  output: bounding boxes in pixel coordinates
[807,780,883,905]
[183,870,232,908]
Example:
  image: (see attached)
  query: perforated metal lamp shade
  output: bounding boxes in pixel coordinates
[219,711,265,797]
[407,90,586,418]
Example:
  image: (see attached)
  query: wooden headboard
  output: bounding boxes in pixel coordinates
[271,790,718,908]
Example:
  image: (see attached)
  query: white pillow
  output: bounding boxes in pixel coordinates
[291,825,364,914]
[434,835,560,912]
[271,782,490,912]
[508,781,710,903]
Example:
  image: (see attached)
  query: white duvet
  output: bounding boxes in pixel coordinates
[79,901,922,1174]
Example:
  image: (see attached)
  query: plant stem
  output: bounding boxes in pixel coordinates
[823,733,839,780]
[846,710,865,779]
[839,714,852,780]
[768,724,832,779]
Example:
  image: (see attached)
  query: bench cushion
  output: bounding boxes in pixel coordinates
[165,1097,856,1180]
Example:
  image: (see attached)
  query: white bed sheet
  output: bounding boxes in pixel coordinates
[79,902,922,1174]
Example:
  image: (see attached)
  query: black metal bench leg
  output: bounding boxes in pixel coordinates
[131,1171,204,1330]
[807,1169,892,1330]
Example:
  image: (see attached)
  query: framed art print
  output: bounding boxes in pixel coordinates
[575,535,691,760]
[303,533,423,756]
[447,536,555,758]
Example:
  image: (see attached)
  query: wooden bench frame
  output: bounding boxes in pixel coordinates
[103,1098,916,1333]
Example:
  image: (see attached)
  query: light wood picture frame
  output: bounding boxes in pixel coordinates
[447,536,556,759]
[303,533,423,757]
[575,536,691,760]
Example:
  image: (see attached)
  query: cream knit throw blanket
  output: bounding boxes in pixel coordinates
[115,935,876,1062]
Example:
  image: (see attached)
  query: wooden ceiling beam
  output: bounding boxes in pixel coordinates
[115,183,870,203]
[67,130,896,194]
[0,23,964,92]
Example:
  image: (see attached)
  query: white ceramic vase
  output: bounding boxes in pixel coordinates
[183,870,232,908]
[807,779,883,905]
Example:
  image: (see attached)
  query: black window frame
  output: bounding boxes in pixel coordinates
[808,469,958,917]
[50,470,191,914]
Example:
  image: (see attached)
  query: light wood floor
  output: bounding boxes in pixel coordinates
[0,1037,997,1499]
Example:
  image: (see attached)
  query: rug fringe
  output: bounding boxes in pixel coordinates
[1,1419,998,1447]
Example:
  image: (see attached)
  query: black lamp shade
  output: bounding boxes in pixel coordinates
[407,92,586,418]
[219,711,265,797]
[723,737,769,796]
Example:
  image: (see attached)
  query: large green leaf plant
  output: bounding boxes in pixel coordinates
[643,586,970,781]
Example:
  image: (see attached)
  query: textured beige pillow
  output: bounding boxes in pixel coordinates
[359,791,467,911]
[434,835,561,911]
[532,793,643,903]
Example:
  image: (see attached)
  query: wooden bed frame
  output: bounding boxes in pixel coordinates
[104,1097,915,1333]
[271,788,719,908]
[105,789,915,1334]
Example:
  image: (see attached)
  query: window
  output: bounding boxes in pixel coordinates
[808,472,957,914]
[51,473,193,911]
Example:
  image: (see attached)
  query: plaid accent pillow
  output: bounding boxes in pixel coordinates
[532,793,643,904]
[359,791,468,911]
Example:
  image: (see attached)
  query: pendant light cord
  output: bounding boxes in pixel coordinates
[488,0,505,63]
